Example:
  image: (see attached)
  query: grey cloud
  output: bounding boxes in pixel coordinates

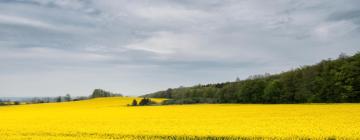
[0,0,359,96]
[328,10,360,26]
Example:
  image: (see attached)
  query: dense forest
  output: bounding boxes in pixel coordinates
[143,53,360,104]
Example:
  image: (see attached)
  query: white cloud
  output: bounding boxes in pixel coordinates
[125,31,201,54]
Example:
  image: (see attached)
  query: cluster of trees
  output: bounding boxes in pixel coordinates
[0,99,13,106]
[28,94,89,103]
[144,52,360,104]
[0,94,89,106]
[1,89,122,106]
[91,89,123,98]
[130,98,155,106]
[53,94,89,102]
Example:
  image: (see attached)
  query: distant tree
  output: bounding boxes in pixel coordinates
[139,98,146,106]
[30,98,41,104]
[44,97,50,103]
[338,52,349,59]
[165,88,173,98]
[132,99,138,106]
[14,101,20,105]
[139,98,153,106]
[263,80,282,103]
[72,96,88,101]
[56,96,62,102]
[64,94,71,101]
[91,89,122,98]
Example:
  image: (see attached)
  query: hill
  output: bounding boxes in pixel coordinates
[143,53,360,104]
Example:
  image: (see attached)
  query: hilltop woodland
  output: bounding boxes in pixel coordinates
[143,53,360,104]
[90,89,123,98]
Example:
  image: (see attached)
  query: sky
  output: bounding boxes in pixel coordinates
[0,0,359,97]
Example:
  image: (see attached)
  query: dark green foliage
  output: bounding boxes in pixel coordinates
[138,98,154,106]
[56,96,62,102]
[130,98,155,106]
[263,80,282,103]
[72,96,88,101]
[90,89,123,98]
[132,99,138,106]
[143,52,360,104]
[162,98,218,105]
[14,101,20,105]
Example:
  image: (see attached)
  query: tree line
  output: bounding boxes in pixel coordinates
[143,52,360,104]
[1,89,122,106]
[0,94,88,106]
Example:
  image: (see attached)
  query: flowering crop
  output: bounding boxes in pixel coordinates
[0,97,359,139]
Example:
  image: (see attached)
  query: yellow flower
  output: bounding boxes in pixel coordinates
[0,97,359,139]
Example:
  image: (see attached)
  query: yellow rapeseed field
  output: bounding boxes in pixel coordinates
[0,97,359,139]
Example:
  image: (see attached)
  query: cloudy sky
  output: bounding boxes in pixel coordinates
[0,0,359,97]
